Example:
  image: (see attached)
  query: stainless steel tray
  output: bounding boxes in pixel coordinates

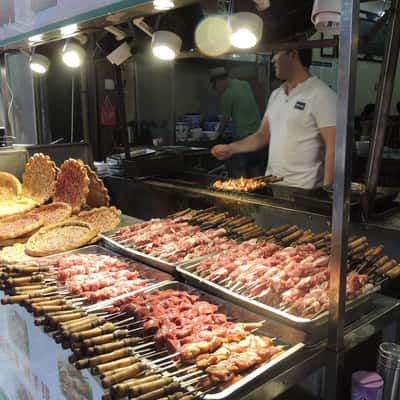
[177,264,380,344]
[100,229,211,275]
[112,280,305,400]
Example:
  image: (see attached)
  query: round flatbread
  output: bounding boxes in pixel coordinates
[53,159,90,213]
[29,202,72,226]
[0,172,22,201]
[0,213,43,241]
[85,165,110,208]
[74,206,121,233]
[25,221,98,257]
[0,243,33,264]
[22,153,57,205]
[0,198,37,218]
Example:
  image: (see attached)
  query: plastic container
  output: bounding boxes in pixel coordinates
[351,371,383,400]
[183,114,202,128]
[377,343,400,400]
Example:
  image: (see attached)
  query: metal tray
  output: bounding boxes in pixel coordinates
[103,280,305,400]
[101,229,216,275]
[177,264,380,344]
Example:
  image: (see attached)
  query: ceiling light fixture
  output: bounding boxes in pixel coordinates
[311,0,341,35]
[153,0,174,11]
[28,34,43,43]
[61,23,78,36]
[29,53,50,74]
[62,40,85,68]
[151,30,182,60]
[229,12,263,49]
[195,16,231,57]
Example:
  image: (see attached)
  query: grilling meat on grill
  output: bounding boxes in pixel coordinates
[212,177,267,192]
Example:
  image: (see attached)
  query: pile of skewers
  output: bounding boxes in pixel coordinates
[146,209,400,319]
[0,261,292,400]
[0,253,154,304]
[107,208,321,265]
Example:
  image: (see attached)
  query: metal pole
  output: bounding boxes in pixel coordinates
[114,65,130,160]
[71,74,75,143]
[365,2,400,216]
[80,64,90,144]
[326,0,359,399]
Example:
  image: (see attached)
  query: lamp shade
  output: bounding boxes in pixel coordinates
[151,30,182,60]
[311,0,341,35]
[228,12,263,49]
[195,16,231,57]
[29,53,50,74]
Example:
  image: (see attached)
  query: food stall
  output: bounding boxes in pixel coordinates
[0,1,399,400]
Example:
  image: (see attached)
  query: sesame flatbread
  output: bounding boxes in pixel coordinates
[53,159,90,213]
[74,206,121,233]
[29,202,72,226]
[0,172,22,201]
[0,198,37,219]
[0,213,43,241]
[22,153,57,205]
[25,221,98,257]
[85,165,110,208]
[0,243,33,264]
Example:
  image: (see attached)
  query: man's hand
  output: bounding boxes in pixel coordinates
[211,144,234,160]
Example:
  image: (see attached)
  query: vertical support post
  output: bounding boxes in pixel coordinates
[326,0,359,399]
[114,65,130,160]
[70,74,75,143]
[0,52,12,137]
[86,35,100,160]
[365,1,400,216]
[80,61,90,144]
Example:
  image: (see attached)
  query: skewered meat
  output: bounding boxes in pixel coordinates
[52,253,150,303]
[115,219,238,263]
[194,241,373,318]
[213,177,267,192]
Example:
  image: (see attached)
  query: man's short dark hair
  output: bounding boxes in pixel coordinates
[297,48,313,69]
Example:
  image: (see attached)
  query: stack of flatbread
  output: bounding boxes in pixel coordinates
[0,154,122,256]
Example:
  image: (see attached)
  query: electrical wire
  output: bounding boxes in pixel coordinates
[5,70,15,139]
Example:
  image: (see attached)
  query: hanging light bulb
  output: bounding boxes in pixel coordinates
[62,40,85,68]
[229,12,263,49]
[153,0,174,10]
[29,53,50,74]
[151,31,182,60]
[195,16,231,57]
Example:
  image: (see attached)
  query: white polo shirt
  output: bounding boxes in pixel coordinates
[265,76,337,189]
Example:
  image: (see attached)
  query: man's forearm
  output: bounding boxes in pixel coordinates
[323,150,335,185]
[230,131,268,154]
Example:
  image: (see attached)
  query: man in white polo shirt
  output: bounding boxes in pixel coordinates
[211,47,337,189]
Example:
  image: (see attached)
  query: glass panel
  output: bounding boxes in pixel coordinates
[5,53,37,144]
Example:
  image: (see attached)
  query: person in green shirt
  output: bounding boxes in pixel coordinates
[210,67,265,178]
